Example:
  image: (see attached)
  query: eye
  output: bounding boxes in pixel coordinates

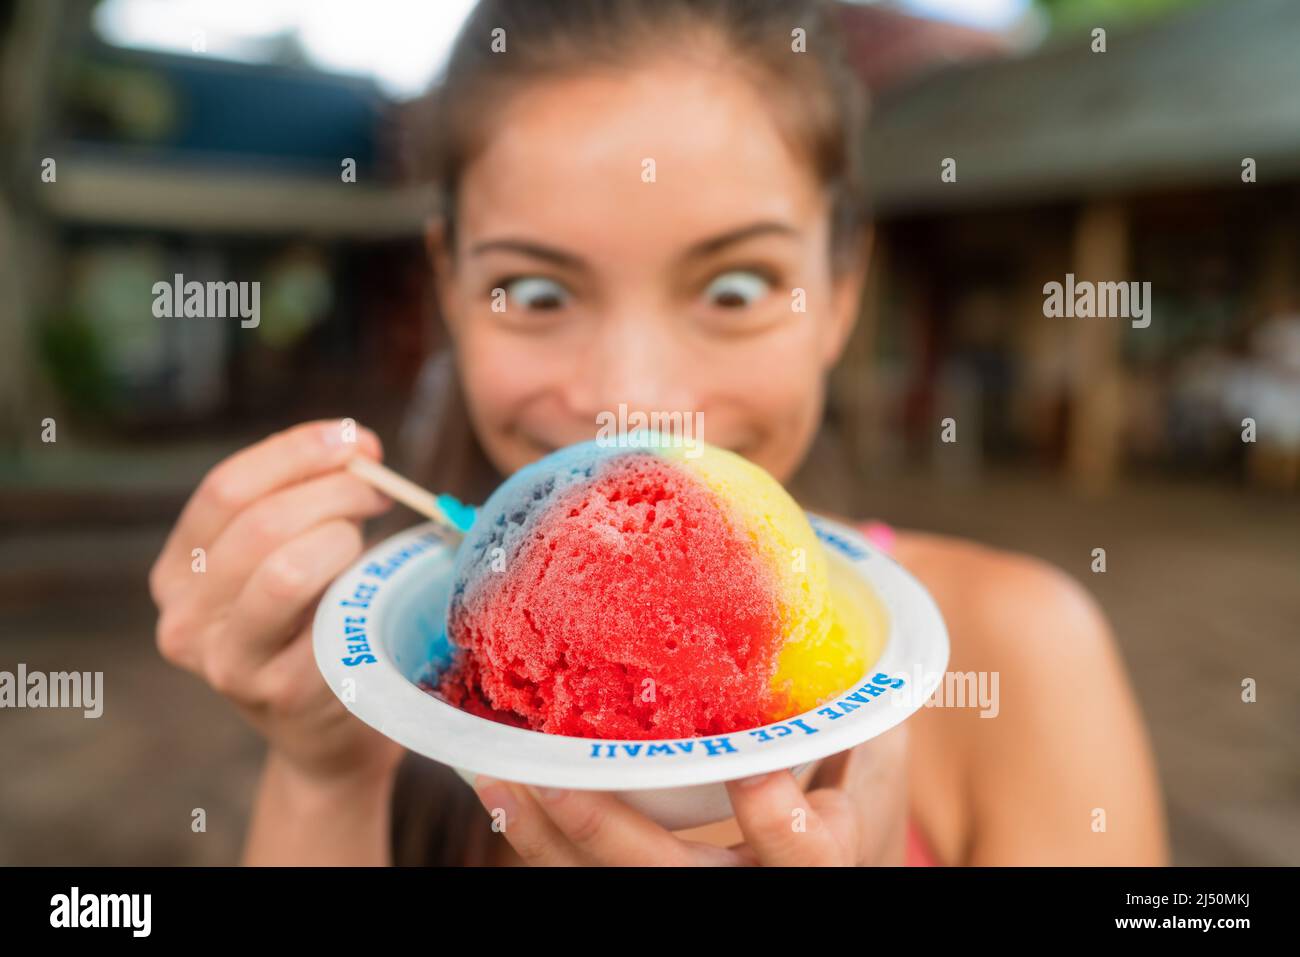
[503,276,569,311]
[704,269,771,308]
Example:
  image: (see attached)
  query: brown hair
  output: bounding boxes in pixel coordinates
[387,0,873,865]
[384,0,871,532]
[420,0,868,271]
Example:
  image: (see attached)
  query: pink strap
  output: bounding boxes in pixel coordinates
[905,818,939,867]
[860,520,896,554]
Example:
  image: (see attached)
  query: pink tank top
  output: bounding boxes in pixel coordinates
[860,520,941,868]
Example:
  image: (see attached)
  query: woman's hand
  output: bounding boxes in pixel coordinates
[149,419,403,790]
[473,723,910,866]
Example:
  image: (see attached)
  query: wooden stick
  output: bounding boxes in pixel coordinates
[347,456,463,541]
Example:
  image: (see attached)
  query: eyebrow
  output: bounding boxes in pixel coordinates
[467,221,800,271]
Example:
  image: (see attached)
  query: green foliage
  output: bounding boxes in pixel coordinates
[35,308,117,417]
[1034,0,1206,30]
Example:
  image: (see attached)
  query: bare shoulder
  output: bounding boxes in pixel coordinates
[888,529,1169,864]
[891,530,1106,662]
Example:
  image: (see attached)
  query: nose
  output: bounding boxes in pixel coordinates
[561,309,696,426]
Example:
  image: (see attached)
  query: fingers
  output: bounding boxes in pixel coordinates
[829,725,912,865]
[725,770,851,866]
[817,725,910,820]
[807,750,851,790]
[151,420,381,605]
[197,470,391,609]
[472,777,583,866]
[209,519,368,695]
[472,770,863,867]
[802,726,912,866]
[473,769,866,867]
[804,788,862,857]
[473,779,700,866]
[526,787,698,866]
[249,623,334,721]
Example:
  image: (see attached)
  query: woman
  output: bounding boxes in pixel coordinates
[149,0,1167,866]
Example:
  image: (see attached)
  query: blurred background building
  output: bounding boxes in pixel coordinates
[1,0,1296,865]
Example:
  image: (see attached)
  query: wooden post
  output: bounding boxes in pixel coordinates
[1066,200,1128,494]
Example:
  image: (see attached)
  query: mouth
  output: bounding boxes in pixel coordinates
[524,437,559,461]
[520,428,753,461]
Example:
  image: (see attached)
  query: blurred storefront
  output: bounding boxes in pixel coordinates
[3,1,435,449]
[842,0,1300,493]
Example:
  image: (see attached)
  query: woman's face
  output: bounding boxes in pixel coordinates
[430,57,866,484]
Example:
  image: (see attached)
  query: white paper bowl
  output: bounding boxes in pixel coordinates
[313,514,949,831]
